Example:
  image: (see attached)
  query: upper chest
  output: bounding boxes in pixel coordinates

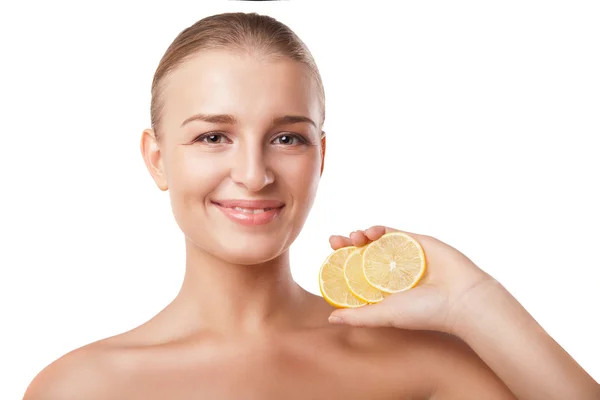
[108,330,432,400]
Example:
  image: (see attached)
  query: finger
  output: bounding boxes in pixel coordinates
[349,230,370,247]
[364,225,398,241]
[328,301,398,328]
[329,284,444,331]
[329,235,352,250]
[365,225,426,243]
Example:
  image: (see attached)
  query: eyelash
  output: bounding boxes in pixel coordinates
[193,132,309,146]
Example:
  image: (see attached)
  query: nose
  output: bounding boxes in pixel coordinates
[230,140,274,192]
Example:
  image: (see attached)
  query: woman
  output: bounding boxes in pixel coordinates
[23,12,599,400]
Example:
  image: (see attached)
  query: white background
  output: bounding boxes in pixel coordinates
[1,0,599,398]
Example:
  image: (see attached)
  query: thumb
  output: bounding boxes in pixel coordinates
[328,300,401,328]
[328,284,444,330]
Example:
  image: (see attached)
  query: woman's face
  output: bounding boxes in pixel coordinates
[143,50,325,265]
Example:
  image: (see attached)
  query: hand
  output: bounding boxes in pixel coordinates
[328,225,498,333]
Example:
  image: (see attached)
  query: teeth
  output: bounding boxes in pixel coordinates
[232,206,267,214]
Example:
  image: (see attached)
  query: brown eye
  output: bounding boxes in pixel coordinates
[194,132,229,144]
[273,134,306,146]
[279,135,293,145]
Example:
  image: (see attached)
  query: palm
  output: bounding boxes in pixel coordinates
[381,284,448,330]
[328,225,493,332]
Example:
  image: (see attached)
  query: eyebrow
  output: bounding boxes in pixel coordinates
[180,113,317,129]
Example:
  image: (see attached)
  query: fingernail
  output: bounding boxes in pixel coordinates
[329,316,344,324]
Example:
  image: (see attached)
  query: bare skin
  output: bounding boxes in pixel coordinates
[24,50,518,399]
[25,290,515,400]
[328,227,600,399]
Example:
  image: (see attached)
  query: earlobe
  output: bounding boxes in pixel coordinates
[140,128,168,191]
[320,132,326,176]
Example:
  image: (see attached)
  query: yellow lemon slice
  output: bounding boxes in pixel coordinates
[319,246,368,308]
[362,232,426,293]
[343,247,385,303]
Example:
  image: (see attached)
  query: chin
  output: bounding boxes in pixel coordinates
[175,202,304,265]
[213,235,289,265]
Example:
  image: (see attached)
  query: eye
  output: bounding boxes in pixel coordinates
[272,134,307,146]
[194,132,230,144]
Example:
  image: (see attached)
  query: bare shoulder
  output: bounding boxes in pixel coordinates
[407,330,518,400]
[347,327,517,399]
[23,341,120,400]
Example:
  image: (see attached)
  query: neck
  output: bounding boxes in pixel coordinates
[172,238,308,335]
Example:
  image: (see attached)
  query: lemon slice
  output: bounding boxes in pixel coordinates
[343,247,385,303]
[362,232,426,293]
[319,246,368,308]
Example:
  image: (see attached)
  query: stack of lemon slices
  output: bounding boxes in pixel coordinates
[319,232,427,308]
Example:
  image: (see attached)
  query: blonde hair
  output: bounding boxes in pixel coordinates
[150,12,326,138]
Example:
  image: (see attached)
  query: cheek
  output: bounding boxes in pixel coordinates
[168,150,225,207]
[275,152,321,201]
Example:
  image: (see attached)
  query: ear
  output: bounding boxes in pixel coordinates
[140,128,168,191]
[320,131,326,176]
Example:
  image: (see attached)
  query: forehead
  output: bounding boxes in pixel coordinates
[160,50,320,130]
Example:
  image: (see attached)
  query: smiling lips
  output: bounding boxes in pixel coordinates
[212,199,285,226]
